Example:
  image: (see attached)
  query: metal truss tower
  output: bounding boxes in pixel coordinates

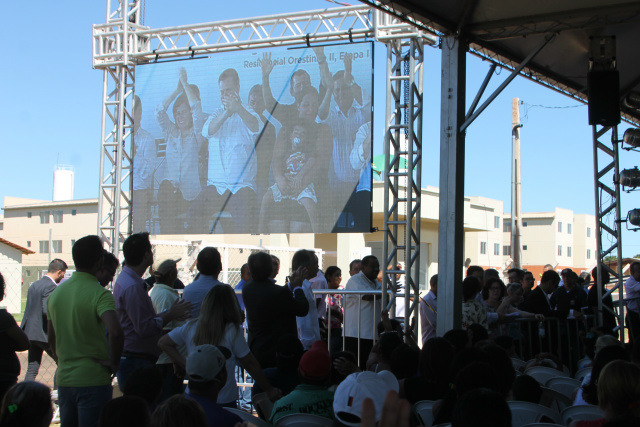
[592,125,625,340]
[94,0,432,335]
[382,38,423,342]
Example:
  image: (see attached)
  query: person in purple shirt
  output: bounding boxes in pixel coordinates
[184,345,243,427]
[112,232,192,391]
[182,247,224,318]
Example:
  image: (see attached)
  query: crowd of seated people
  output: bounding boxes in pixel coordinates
[4,242,640,427]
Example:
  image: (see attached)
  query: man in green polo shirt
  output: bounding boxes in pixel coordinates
[47,235,123,427]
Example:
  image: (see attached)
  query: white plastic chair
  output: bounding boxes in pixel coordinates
[545,376,581,400]
[274,413,333,427]
[512,357,527,372]
[413,400,436,426]
[523,366,568,385]
[574,367,592,382]
[252,392,273,421]
[225,408,270,427]
[539,386,573,413]
[508,401,563,427]
[561,405,604,425]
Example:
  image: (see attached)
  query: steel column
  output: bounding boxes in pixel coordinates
[437,35,467,333]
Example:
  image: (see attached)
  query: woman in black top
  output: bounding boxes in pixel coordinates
[0,272,30,401]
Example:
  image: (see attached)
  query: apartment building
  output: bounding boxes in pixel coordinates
[502,208,597,278]
[2,197,98,283]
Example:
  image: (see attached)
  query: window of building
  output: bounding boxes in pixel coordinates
[40,211,50,224]
[494,243,500,255]
[568,246,572,257]
[27,212,32,218]
[26,241,31,248]
[53,210,63,223]
[558,245,562,256]
[25,270,30,277]
[523,221,528,227]
[72,209,77,216]
[71,239,76,247]
[587,249,591,259]
[503,245,511,256]
[0,223,3,231]
[558,222,563,232]
[52,240,62,253]
[480,242,487,255]
[503,222,512,232]
[587,227,591,237]
[494,216,500,229]
[568,223,572,234]
[523,245,528,250]
[39,241,49,254]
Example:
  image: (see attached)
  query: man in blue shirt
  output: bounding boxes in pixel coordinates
[182,247,223,318]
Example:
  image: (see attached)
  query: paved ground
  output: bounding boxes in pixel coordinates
[16,350,57,388]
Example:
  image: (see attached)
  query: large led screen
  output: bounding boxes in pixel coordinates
[133,42,373,235]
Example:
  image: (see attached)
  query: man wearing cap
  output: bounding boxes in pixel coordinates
[184,344,242,427]
[343,255,382,369]
[113,232,192,391]
[333,370,399,426]
[182,247,223,318]
[269,340,334,425]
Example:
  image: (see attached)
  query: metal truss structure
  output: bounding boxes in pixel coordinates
[382,38,423,342]
[592,126,625,339]
[94,0,432,340]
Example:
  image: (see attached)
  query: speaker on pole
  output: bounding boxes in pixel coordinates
[588,69,620,126]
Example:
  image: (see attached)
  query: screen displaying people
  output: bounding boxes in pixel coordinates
[133,43,373,234]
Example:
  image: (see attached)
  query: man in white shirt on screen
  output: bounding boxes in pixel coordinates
[199,68,262,233]
[132,95,157,233]
[320,66,369,231]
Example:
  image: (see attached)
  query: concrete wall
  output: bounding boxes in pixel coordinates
[0,243,24,313]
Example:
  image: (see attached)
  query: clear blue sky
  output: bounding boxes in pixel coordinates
[1,0,639,257]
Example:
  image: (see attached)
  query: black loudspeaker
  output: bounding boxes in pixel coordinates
[588,69,620,126]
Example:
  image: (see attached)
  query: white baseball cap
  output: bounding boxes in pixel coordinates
[186,344,230,383]
[333,370,399,426]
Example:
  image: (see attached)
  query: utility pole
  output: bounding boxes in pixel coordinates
[511,98,523,269]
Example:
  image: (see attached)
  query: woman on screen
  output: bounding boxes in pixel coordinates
[155,68,207,234]
[258,118,322,233]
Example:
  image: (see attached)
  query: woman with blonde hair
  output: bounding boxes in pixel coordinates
[158,284,280,407]
[571,360,640,427]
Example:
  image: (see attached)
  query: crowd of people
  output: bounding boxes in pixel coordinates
[3,237,640,427]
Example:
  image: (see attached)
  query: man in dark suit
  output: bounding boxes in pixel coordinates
[520,269,568,318]
[242,251,309,369]
[21,258,67,381]
[519,269,570,358]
